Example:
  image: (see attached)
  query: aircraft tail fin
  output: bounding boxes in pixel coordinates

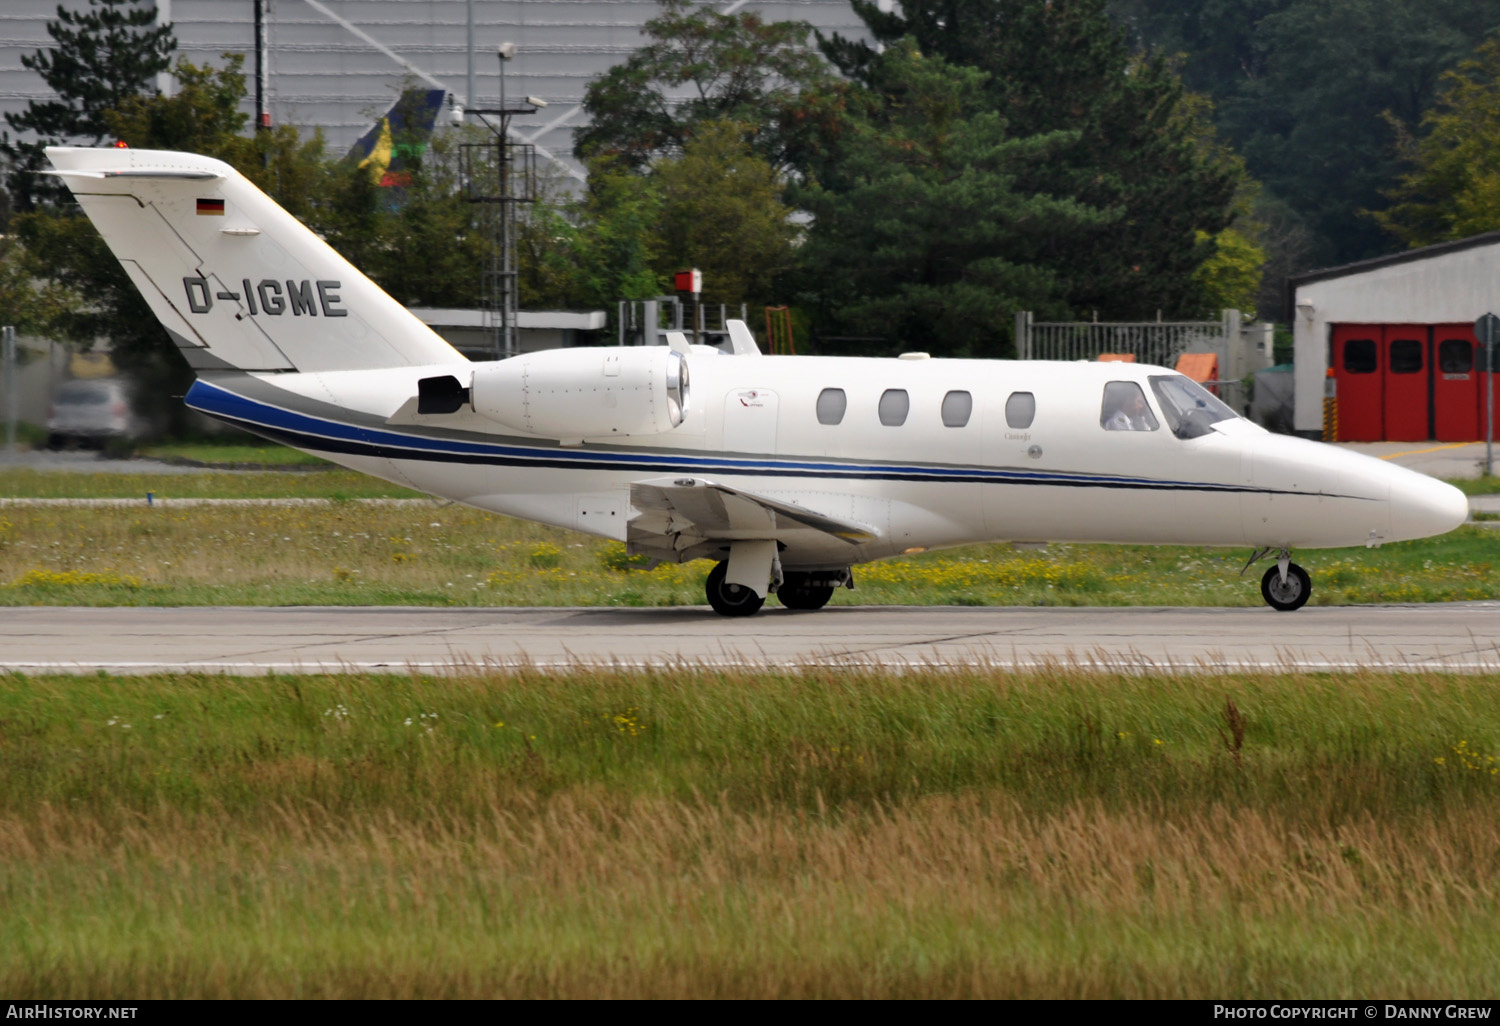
[45,146,462,374]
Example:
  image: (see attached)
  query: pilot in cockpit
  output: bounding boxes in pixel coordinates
[1101,382,1159,431]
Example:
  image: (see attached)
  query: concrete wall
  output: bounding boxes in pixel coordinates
[1291,240,1500,433]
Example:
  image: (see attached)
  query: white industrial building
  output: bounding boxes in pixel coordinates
[1,0,876,181]
[1287,232,1500,442]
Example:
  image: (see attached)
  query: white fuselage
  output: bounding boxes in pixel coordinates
[190,352,1469,571]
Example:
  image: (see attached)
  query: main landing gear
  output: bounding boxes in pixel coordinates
[1244,547,1312,612]
[705,560,764,617]
[704,562,847,616]
[776,572,837,611]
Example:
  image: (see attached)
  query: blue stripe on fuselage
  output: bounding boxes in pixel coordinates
[184,377,1299,495]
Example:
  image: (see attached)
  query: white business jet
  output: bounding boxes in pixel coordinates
[47,147,1469,615]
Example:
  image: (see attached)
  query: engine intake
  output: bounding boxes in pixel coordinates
[468,346,689,439]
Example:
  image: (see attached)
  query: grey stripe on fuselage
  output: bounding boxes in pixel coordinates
[195,371,1012,470]
[193,372,1368,499]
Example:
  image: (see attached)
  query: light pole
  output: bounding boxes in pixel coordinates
[457,42,537,360]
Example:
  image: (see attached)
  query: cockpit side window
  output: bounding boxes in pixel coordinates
[1148,374,1238,440]
[1100,381,1159,431]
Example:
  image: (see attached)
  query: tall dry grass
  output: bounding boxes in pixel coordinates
[1,666,1498,997]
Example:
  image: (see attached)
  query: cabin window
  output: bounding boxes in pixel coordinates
[878,389,910,426]
[1343,339,1377,374]
[1389,338,1423,374]
[1438,339,1473,374]
[1100,381,1159,432]
[816,388,847,425]
[1004,391,1035,429]
[941,390,972,427]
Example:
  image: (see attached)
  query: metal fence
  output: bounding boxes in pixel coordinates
[1015,309,1253,413]
[1016,310,1242,367]
[617,297,751,347]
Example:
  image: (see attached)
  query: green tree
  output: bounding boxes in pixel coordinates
[568,158,665,309]
[1210,0,1491,264]
[2,0,175,211]
[650,121,797,309]
[516,164,592,311]
[573,0,840,173]
[1108,0,1289,98]
[819,0,1242,321]
[359,130,484,308]
[0,234,71,335]
[1373,35,1500,249]
[793,44,1111,356]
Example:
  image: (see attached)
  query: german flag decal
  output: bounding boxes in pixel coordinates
[196,198,225,215]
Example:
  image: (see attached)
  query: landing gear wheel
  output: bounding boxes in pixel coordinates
[706,560,765,617]
[1261,562,1311,612]
[776,572,835,611]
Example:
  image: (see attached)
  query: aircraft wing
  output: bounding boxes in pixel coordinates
[627,476,879,564]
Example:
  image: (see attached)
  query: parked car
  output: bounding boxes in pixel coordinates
[46,378,139,450]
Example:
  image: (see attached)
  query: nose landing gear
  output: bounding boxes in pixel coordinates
[1244,547,1312,611]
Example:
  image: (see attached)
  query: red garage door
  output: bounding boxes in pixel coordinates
[1332,325,1383,441]
[1334,322,1499,441]
[1433,324,1480,442]
[1382,325,1429,441]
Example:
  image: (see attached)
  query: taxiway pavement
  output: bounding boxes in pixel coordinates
[3,604,1498,674]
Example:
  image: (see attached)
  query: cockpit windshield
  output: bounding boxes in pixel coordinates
[1148,374,1239,440]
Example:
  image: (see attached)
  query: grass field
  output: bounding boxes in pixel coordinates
[3,463,1497,996]
[0,466,419,500]
[1,666,1497,998]
[134,442,334,468]
[0,498,1495,607]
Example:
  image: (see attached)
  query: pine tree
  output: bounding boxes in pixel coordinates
[793,44,1113,356]
[819,0,1241,320]
[2,0,176,210]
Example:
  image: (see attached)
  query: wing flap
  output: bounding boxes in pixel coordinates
[627,476,878,563]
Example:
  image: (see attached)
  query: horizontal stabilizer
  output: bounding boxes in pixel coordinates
[47,167,223,180]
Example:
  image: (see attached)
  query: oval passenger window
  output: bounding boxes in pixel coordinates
[941,390,972,427]
[878,389,909,426]
[1005,391,1036,429]
[816,388,846,425]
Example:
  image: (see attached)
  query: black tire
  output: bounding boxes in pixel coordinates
[776,572,835,611]
[706,560,765,617]
[1261,562,1311,612]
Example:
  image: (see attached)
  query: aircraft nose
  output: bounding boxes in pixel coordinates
[1389,474,1469,541]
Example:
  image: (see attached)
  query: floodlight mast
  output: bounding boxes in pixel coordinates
[456,43,539,360]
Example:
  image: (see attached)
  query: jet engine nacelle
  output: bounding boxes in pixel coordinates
[469,346,689,439]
